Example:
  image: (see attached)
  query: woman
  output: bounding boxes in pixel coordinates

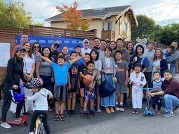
[110,41,117,50]
[153,48,168,78]
[90,49,102,113]
[130,45,150,73]
[126,41,135,58]
[1,46,27,129]
[36,46,54,111]
[23,41,35,112]
[101,47,116,113]
[32,42,41,62]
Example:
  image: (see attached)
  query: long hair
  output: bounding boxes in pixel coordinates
[41,46,52,62]
[90,48,99,61]
[23,41,33,58]
[154,48,164,61]
[32,42,41,53]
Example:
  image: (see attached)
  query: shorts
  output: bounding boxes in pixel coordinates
[84,90,95,101]
[116,83,128,94]
[69,78,78,93]
[54,84,67,101]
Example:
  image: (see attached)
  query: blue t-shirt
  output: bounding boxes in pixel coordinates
[77,58,84,66]
[52,62,71,85]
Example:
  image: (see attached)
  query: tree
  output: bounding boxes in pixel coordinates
[131,15,157,40]
[153,23,179,45]
[56,1,91,31]
[0,0,32,28]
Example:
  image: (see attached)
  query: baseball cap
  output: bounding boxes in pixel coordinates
[16,46,26,52]
[53,42,60,48]
[83,39,89,43]
[75,45,81,48]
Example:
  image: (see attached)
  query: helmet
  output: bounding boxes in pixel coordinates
[31,78,42,88]
[11,85,25,104]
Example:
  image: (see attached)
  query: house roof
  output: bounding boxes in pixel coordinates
[46,5,138,26]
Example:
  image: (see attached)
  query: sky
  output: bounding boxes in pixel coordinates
[4,0,179,26]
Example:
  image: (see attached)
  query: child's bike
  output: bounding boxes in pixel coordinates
[35,114,45,134]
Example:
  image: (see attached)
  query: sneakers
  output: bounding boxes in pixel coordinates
[119,105,125,112]
[59,114,65,121]
[82,112,90,119]
[71,110,76,117]
[1,122,11,128]
[115,104,120,111]
[97,107,101,113]
[163,112,175,118]
[79,107,84,114]
[157,110,161,115]
[29,132,34,134]
[14,117,22,122]
[54,114,60,121]
[90,110,95,116]
[66,110,72,117]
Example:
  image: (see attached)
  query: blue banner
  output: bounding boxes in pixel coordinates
[16,35,84,54]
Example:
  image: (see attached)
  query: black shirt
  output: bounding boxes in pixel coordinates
[5,57,27,85]
[69,62,79,78]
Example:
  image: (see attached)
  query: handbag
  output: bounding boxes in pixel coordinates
[100,75,116,98]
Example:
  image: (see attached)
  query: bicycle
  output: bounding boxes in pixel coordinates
[35,114,45,134]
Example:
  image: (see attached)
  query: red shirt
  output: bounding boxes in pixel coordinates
[163,78,179,98]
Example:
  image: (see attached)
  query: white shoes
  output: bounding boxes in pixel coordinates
[1,122,11,128]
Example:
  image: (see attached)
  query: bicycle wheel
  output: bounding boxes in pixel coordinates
[36,123,45,134]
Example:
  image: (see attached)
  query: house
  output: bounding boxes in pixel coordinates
[46,5,138,41]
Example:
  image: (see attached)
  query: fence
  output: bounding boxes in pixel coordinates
[0,25,97,85]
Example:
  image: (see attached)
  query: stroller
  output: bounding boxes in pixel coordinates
[143,88,161,116]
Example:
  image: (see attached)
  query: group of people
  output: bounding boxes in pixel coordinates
[1,33,179,134]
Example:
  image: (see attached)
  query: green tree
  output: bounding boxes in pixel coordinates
[153,23,179,45]
[131,15,157,40]
[0,0,32,28]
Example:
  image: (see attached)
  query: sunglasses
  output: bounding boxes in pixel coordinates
[22,37,28,38]
[34,46,40,48]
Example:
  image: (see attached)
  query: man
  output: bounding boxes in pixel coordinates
[166,40,179,76]
[149,70,179,117]
[51,42,59,62]
[105,39,111,47]
[81,39,91,55]
[98,40,107,60]
[12,33,28,57]
[93,37,101,50]
[143,42,155,101]
[134,38,147,50]
[112,38,130,65]
[61,46,70,62]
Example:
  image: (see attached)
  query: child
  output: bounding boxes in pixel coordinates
[164,46,174,70]
[27,78,53,134]
[115,50,128,112]
[82,61,96,119]
[150,71,164,115]
[129,63,146,114]
[36,52,82,121]
[67,52,79,117]
[79,53,91,113]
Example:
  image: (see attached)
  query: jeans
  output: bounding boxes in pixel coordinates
[170,65,175,76]
[29,110,50,134]
[163,94,179,113]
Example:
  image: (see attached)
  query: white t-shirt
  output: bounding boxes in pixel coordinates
[23,55,35,74]
[94,60,102,79]
[81,48,91,54]
[105,57,111,73]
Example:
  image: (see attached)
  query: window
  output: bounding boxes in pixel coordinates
[107,22,112,30]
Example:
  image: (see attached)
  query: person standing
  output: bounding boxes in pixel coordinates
[93,37,101,50]
[101,47,116,113]
[1,47,27,129]
[12,33,28,57]
[166,40,179,76]
[61,46,70,62]
[143,42,155,100]
[98,40,107,60]
[51,42,60,62]
[81,39,91,55]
